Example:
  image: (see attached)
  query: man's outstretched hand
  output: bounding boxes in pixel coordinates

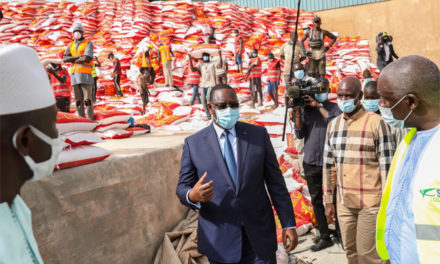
[283,229,298,252]
[188,172,214,203]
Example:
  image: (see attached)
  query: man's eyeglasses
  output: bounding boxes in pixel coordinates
[211,102,240,110]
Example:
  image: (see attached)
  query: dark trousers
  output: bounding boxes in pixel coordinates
[209,228,276,264]
[93,77,98,102]
[113,74,122,96]
[56,97,70,113]
[303,162,330,240]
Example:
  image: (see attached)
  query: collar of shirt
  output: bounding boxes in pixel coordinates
[213,122,237,139]
[343,105,366,121]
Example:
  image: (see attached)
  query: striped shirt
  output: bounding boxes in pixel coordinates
[323,107,394,208]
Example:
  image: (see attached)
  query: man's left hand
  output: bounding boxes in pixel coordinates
[282,229,298,252]
[302,95,319,107]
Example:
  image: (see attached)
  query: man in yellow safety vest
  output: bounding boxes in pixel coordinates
[376,55,440,264]
[63,22,94,120]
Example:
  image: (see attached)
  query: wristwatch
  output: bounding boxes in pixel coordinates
[317,103,324,108]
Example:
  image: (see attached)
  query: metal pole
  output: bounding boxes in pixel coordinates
[282,0,301,141]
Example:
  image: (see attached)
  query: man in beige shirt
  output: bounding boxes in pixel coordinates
[280,32,306,86]
[188,52,222,120]
[212,54,228,85]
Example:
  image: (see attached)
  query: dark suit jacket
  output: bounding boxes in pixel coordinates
[376,42,399,63]
[176,122,295,263]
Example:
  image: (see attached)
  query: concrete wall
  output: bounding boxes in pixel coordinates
[316,0,440,66]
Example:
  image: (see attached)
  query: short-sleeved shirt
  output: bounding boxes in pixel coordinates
[280,42,305,76]
[113,58,122,75]
[64,39,94,86]
[212,55,227,75]
[196,62,217,88]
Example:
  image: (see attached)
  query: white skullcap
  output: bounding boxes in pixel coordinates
[0,44,55,116]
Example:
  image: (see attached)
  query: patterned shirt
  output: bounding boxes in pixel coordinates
[323,107,394,208]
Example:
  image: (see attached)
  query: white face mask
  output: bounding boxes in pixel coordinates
[13,126,65,182]
[73,31,82,40]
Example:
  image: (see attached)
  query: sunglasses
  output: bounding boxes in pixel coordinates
[212,102,240,110]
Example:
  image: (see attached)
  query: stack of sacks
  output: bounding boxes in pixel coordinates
[136,102,190,129]
[74,1,98,38]
[56,112,111,170]
[0,1,41,44]
[94,110,133,139]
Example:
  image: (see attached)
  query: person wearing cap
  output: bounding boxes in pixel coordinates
[46,61,71,113]
[280,32,306,86]
[376,32,399,71]
[0,44,65,264]
[142,44,156,86]
[300,16,337,78]
[108,52,123,97]
[63,22,95,121]
[158,42,175,88]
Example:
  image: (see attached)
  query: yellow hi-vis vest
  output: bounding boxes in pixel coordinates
[159,45,171,63]
[69,40,93,75]
[376,126,440,263]
[142,52,151,68]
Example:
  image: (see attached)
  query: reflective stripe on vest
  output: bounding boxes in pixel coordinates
[249,57,262,78]
[159,45,171,62]
[267,59,280,82]
[69,40,93,75]
[188,66,200,85]
[50,72,70,98]
[92,64,97,77]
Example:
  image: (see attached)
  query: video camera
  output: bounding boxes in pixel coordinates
[286,78,321,107]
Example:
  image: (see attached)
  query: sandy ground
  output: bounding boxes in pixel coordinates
[289,231,347,264]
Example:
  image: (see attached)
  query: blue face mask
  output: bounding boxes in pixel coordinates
[337,99,357,113]
[378,95,413,128]
[294,70,304,79]
[362,99,379,112]
[314,93,328,103]
[203,56,209,62]
[215,107,240,129]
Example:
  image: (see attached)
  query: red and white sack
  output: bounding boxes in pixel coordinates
[94,110,131,125]
[56,112,98,134]
[101,129,134,139]
[190,43,220,58]
[95,122,130,132]
[56,145,112,170]
[61,131,104,147]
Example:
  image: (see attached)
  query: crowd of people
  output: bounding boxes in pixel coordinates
[0,11,439,264]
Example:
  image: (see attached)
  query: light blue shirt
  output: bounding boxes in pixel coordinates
[385,125,439,264]
[0,195,44,264]
[186,123,237,209]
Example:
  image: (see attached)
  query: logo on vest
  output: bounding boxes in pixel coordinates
[420,188,440,203]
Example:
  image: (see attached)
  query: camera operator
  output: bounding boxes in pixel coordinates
[293,77,342,251]
[376,32,399,71]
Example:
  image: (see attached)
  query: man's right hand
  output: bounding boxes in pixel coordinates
[325,203,336,225]
[188,172,214,203]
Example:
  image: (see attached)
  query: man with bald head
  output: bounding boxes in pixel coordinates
[376,55,440,264]
[323,76,394,264]
[0,44,65,263]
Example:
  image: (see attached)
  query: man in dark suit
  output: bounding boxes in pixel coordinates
[176,84,298,264]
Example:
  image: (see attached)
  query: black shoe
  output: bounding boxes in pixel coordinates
[311,238,334,252]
